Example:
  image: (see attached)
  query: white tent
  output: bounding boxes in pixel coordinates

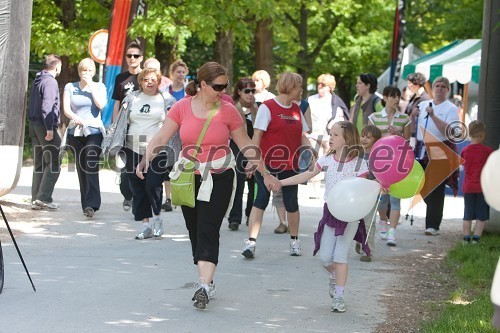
[402,39,481,84]
[377,43,425,92]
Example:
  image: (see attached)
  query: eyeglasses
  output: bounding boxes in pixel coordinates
[243,88,256,94]
[207,81,229,92]
[142,77,157,83]
[126,54,142,59]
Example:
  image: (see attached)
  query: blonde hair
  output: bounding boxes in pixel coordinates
[432,76,450,90]
[143,58,161,71]
[317,74,336,91]
[252,70,271,88]
[276,72,302,95]
[468,120,486,139]
[78,58,96,77]
[327,121,363,159]
[137,67,162,92]
[169,59,189,78]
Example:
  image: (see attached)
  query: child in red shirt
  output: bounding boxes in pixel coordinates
[461,120,494,244]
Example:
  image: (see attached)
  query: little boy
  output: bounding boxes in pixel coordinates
[461,120,494,244]
[355,125,382,261]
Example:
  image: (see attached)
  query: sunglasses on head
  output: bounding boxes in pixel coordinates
[243,88,256,94]
[126,54,141,59]
[207,80,229,92]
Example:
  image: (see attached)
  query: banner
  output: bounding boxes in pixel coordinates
[389,0,406,86]
[102,0,146,127]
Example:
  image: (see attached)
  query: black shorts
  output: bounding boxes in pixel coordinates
[163,166,173,182]
[463,193,490,221]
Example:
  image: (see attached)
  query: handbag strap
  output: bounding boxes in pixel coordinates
[192,103,218,159]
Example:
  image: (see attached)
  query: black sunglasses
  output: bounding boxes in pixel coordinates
[207,81,229,92]
[243,88,256,94]
[126,54,142,59]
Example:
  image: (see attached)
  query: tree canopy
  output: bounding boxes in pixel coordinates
[30,0,484,103]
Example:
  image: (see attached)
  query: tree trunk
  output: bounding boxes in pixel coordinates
[154,35,176,76]
[214,31,234,88]
[297,4,308,94]
[478,0,500,233]
[478,0,500,149]
[336,79,353,109]
[56,0,77,128]
[255,19,275,93]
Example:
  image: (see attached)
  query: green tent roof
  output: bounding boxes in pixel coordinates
[402,39,481,84]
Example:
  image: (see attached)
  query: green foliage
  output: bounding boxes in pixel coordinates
[420,232,500,333]
[31,0,111,64]
[406,0,483,52]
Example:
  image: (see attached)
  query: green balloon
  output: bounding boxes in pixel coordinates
[389,162,425,199]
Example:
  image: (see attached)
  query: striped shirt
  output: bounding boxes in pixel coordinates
[368,108,411,136]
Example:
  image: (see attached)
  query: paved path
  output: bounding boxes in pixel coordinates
[0,166,464,332]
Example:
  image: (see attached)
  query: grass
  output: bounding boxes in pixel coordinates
[421,232,500,333]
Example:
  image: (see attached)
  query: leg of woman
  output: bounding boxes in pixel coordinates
[245,175,255,221]
[423,182,446,232]
[124,148,152,238]
[247,171,271,239]
[145,152,167,236]
[281,170,300,255]
[191,170,233,308]
[81,134,103,212]
[67,134,86,212]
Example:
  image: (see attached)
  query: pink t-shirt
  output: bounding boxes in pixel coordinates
[168,97,244,163]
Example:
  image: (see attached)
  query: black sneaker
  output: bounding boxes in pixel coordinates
[162,198,173,212]
[228,222,239,231]
[192,286,209,309]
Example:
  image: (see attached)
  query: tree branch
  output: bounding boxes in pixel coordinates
[285,12,300,31]
[308,18,340,60]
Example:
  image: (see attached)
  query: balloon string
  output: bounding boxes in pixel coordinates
[364,192,381,245]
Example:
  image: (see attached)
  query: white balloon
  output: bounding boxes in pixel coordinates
[326,177,381,222]
[481,148,500,211]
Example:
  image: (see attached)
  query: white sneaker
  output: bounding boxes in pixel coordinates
[208,281,216,298]
[378,220,388,240]
[331,296,346,313]
[152,217,164,237]
[425,228,440,236]
[34,199,60,210]
[135,227,153,240]
[386,228,396,246]
[290,239,302,256]
[329,275,336,298]
[242,239,256,258]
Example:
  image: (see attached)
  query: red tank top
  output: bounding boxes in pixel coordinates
[260,99,303,170]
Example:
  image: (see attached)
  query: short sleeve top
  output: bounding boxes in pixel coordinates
[316,154,369,201]
[168,97,244,163]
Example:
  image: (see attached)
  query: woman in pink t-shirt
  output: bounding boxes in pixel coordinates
[137,62,280,310]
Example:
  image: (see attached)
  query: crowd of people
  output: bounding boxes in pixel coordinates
[28,46,489,313]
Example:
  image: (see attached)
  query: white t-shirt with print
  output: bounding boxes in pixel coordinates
[126,93,166,154]
[316,154,369,201]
